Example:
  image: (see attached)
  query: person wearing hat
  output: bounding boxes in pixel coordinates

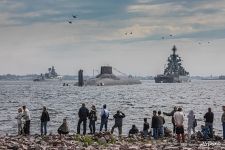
[89,105,97,134]
[221,106,225,140]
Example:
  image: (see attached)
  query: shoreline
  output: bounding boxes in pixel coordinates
[0,132,224,150]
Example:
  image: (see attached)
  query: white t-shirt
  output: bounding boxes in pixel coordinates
[23,109,31,121]
[174,111,184,126]
[15,112,23,124]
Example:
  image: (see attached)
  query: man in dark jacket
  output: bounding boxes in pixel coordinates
[163,106,177,134]
[151,110,160,139]
[111,111,125,136]
[77,103,89,135]
[204,107,214,138]
[40,106,50,135]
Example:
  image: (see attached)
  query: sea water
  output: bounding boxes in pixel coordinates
[0,80,224,136]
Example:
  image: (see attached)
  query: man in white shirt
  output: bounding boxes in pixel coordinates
[100,104,109,132]
[173,107,185,143]
[22,105,31,135]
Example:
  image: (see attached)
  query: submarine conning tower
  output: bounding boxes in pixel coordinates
[101,66,112,74]
[96,66,119,79]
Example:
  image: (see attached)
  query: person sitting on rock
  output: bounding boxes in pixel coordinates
[58,118,69,137]
[111,110,125,136]
[128,125,139,137]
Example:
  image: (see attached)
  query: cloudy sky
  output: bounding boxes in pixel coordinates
[1,0,225,76]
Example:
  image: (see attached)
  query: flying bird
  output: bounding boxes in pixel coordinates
[72,15,77,18]
[68,20,72,24]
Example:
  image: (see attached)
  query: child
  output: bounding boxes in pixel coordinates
[15,108,23,135]
[143,118,149,138]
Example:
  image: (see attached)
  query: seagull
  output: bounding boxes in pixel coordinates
[68,20,72,24]
[72,15,77,18]
[169,34,173,37]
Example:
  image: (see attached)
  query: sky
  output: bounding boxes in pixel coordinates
[1,0,225,76]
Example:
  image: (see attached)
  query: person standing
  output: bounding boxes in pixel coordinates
[111,111,125,136]
[22,105,31,135]
[77,103,89,135]
[143,118,150,138]
[187,110,195,140]
[89,105,97,134]
[40,106,50,135]
[15,107,23,135]
[158,111,165,138]
[221,106,225,140]
[163,106,177,134]
[151,110,159,139]
[204,107,214,138]
[100,104,109,132]
[174,107,185,143]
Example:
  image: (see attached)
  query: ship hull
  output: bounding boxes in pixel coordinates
[154,75,190,83]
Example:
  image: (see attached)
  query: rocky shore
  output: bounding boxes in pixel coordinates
[0,132,225,150]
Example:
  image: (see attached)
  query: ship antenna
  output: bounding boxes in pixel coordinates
[172,45,177,55]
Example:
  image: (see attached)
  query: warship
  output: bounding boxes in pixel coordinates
[33,66,62,82]
[154,45,190,83]
[78,66,141,86]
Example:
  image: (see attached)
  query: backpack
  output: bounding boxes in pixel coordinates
[193,119,197,127]
[101,110,108,120]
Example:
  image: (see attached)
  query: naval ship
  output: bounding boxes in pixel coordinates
[154,45,190,83]
[33,66,62,82]
[77,66,141,86]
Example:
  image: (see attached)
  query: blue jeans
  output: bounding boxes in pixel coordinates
[143,130,148,138]
[100,119,108,132]
[223,122,225,140]
[205,122,213,138]
[41,121,47,135]
[152,128,158,139]
[158,126,164,137]
[89,120,96,134]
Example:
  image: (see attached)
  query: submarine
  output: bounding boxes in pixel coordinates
[77,66,141,86]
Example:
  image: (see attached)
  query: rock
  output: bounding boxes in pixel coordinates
[97,137,107,145]
[128,145,139,150]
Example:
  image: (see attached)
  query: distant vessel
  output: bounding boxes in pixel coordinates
[154,45,190,83]
[78,66,141,86]
[33,66,62,82]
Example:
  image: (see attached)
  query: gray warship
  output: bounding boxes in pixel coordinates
[78,66,141,86]
[33,66,62,82]
[154,45,190,83]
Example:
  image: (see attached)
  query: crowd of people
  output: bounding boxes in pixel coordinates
[15,104,225,143]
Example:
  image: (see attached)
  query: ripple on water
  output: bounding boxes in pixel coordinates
[0,80,225,136]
